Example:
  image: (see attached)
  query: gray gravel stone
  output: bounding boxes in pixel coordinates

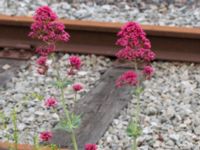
[97,61,200,149]
[0,54,111,144]
[0,0,199,27]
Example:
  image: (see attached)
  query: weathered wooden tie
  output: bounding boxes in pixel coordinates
[51,67,132,149]
[0,59,26,87]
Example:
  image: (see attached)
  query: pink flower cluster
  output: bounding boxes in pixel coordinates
[116,22,151,49]
[39,131,52,142]
[116,47,155,62]
[143,65,154,80]
[29,6,69,43]
[34,6,57,22]
[115,22,155,62]
[116,70,138,87]
[29,6,70,75]
[36,56,48,75]
[68,56,82,75]
[73,83,83,92]
[85,144,97,150]
[115,22,155,87]
[35,45,55,56]
[69,56,82,69]
[44,97,58,108]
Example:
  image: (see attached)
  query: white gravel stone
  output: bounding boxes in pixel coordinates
[0,54,111,144]
[0,0,199,27]
[97,61,200,150]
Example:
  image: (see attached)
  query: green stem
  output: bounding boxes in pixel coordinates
[134,60,138,73]
[135,92,140,124]
[132,137,137,150]
[74,92,77,102]
[60,87,78,150]
[52,51,71,125]
[51,51,71,125]
[0,111,7,129]
[60,87,71,124]
[50,144,57,150]
[132,60,140,150]
[133,60,140,123]
[52,51,78,150]
[51,53,61,80]
[12,109,18,150]
[33,134,40,150]
[71,131,78,150]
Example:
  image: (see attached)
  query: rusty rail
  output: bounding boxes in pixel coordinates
[0,15,199,62]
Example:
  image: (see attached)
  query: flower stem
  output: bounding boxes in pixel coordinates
[33,134,40,150]
[51,53,61,80]
[53,52,78,150]
[60,87,78,150]
[135,92,140,124]
[71,131,78,150]
[74,92,77,102]
[132,60,140,150]
[132,137,137,150]
[60,87,71,124]
[11,108,18,150]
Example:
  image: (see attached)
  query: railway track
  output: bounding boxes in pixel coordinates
[0,15,199,62]
[0,14,200,149]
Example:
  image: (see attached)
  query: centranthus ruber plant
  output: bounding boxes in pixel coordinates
[29,6,84,150]
[115,22,155,150]
[85,144,97,150]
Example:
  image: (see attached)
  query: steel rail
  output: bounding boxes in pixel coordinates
[0,15,199,62]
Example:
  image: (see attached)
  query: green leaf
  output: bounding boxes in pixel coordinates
[70,113,81,130]
[0,111,7,129]
[50,144,58,150]
[54,113,81,133]
[0,111,5,120]
[33,134,40,150]
[31,92,44,101]
[135,87,144,95]
[54,118,72,132]
[52,79,72,89]
[126,121,141,138]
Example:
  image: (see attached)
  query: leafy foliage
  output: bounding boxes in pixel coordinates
[126,121,141,138]
[52,79,72,89]
[54,113,81,133]
[23,92,44,103]
[0,111,7,129]
[135,87,144,96]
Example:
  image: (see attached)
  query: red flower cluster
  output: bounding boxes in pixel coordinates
[143,65,154,79]
[36,56,48,75]
[116,70,138,87]
[69,56,82,69]
[29,6,70,75]
[39,131,52,142]
[116,22,155,86]
[85,144,97,150]
[116,47,155,62]
[68,56,82,75]
[36,56,47,65]
[116,22,151,49]
[34,6,57,22]
[115,22,155,62]
[44,97,58,108]
[72,83,83,92]
[35,45,55,56]
[29,6,69,43]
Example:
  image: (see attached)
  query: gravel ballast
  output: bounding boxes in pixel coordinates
[98,61,200,150]
[0,0,200,27]
[1,55,200,150]
[0,54,112,144]
[0,1,200,148]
